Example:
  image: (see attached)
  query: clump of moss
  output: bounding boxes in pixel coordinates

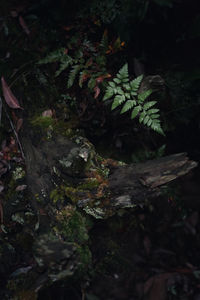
[54,206,89,244]
[53,206,92,276]
[30,114,79,139]
[30,116,55,129]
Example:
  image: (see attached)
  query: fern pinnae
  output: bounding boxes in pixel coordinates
[147,108,160,115]
[38,48,66,64]
[143,101,157,110]
[143,115,150,125]
[120,99,136,114]
[138,89,153,103]
[130,75,143,91]
[103,86,114,101]
[55,55,73,77]
[117,63,128,80]
[131,105,142,119]
[67,64,81,88]
[111,94,126,110]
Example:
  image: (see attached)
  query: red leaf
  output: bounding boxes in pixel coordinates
[1,77,23,109]
[94,86,100,99]
[19,16,30,35]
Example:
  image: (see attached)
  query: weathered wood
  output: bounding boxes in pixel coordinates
[108,153,198,207]
[21,126,198,212]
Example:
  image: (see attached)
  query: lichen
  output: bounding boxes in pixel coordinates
[12,167,25,181]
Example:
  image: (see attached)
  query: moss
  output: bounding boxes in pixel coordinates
[30,114,79,139]
[50,187,65,204]
[54,208,89,244]
[30,116,55,129]
[76,245,92,274]
[77,179,100,190]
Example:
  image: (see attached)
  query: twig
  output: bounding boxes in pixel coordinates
[2,101,25,160]
[0,199,3,224]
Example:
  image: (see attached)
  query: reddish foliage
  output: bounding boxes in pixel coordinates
[1,77,23,109]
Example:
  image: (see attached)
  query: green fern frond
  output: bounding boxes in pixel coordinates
[117,63,129,80]
[103,86,114,100]
[150,120,164,135]
[111,95,126,110]
[138,89,153,103]
[38,48,66,64]
[130,75,143,91]
[143,101,157,110]
[67,65,81,88]
[131,106,142,119]
[103,63,164,135]
[120,100,136,114]
[55,55,73,77]
[88,77,96,90]
[99,31,109,51]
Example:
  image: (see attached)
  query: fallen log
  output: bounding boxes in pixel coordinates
[21,130,198,216]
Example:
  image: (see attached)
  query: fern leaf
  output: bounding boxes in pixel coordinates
[139,111,146,123]
[38,48,66,64]
[88,77,96,90]
[138,89,153,103]
[150,114,160,119]
[123,83,131,91]
[143,115,150,125]
[143,101,157,110]
[111,95,126,110]
[130,75,143,91]
[116,87,124,95]
[113,78,121,84]
[108,81,116,88]
[125,93,131,99]
[150,120,165,135]
[100,30,108,51]
[122,78,129,83]
[117,63,129,80]
[131,91,137,97]
[103,86,114,101]
[147,108,160,115]
[147,119,152,127]
[120,100,136,114]
[55,55,73,77]
[67,65,81,88]
[131,105,141,119]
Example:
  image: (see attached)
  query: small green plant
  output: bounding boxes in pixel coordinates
[103,63,164,135]
[38,33,109,93]
[37,30,124,98]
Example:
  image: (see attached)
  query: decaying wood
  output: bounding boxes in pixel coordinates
[21,124,198,213]
[108,153,198,207]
